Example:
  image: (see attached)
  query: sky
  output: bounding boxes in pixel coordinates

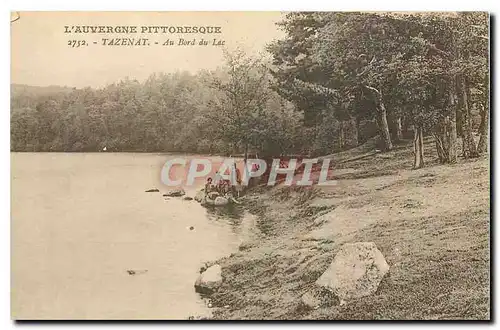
[11,11,286,88]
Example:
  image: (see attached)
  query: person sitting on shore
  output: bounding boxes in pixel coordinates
[205,177,213,195]
[219,180,229,195]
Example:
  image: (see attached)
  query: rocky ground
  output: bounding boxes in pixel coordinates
[198,138,490,320]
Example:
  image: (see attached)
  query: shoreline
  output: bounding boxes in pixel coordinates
[193,141,490,320]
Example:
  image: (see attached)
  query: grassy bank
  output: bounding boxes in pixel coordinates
[205,139,490,320]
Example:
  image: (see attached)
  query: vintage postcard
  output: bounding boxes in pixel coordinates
[10,11,490,320]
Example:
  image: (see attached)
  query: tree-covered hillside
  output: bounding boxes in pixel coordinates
[11,12,489,169]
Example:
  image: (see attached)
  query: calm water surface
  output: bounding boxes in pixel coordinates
[11,152,256,320]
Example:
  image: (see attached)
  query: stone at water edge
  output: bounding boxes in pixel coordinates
[213,196,229,206]
[238,241,254,251]
[194,264,222,294]
[208,191,219,200]
[183,196,194,201]
[187,315,210,320]
[194,190,205,202]
[315,242,390,303]
[163,188,186,197]
[145,188,159,193]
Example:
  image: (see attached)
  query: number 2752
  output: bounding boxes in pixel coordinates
[68,40,87,48]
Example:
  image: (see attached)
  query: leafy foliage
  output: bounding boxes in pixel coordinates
[11,12,489,163]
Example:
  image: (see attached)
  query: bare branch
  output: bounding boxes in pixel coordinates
[363,85,381,96]
[293,78,339,99]
[356,55,377,78]
[473,34,489,40]
[428,43,454,59]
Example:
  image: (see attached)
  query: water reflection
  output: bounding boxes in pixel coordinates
[205,204,245,222]
[203,204,260,242]
[11,152,257,320]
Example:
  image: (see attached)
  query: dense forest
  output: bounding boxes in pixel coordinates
[11,12,489,168]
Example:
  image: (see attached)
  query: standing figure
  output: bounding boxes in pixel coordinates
[205,177,213,195]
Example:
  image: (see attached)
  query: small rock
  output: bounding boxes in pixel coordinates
[238,242,254,251]
[316,242,389,302]
[187,315,209,320]
[126,269,148,276]
[145,188,159,193]
[194,264,222,294]
[301,291,321,310]
[163,188,186,197]
[194,190,205,202]
[402,199,423,209]
[377,153,394,159]
[183,196,194,201]
[189,226,195,231]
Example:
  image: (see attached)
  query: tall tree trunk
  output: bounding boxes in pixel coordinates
[434,113,457,164]
[418,127,424,166]
[448,105,458,163]
[388,111,403,143]
[434,118,447,164]
[338,121,345,150]
[477,103,489,154]
[457,75,479,158]
[364,85,393,151]
[396,117,403,141]
[244,141,249,163]
[377,102,393,151]
[413,124,424,169]
[456,102,464,155]
[355,116,361,145]
[436,90,458,164]
[350,116,359,147]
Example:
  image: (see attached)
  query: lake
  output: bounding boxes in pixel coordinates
[11,152,256,320]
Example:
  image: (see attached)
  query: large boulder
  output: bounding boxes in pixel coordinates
[194,264,222,294]
[199,191,229,207]
[163,188,185,197]
[316,242,389,303]
[213,196,229,206]
[208,191,220,200]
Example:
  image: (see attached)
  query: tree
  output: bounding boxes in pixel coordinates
[10,12,488,164]
[208,49,271,161]
[268,12,489,168]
